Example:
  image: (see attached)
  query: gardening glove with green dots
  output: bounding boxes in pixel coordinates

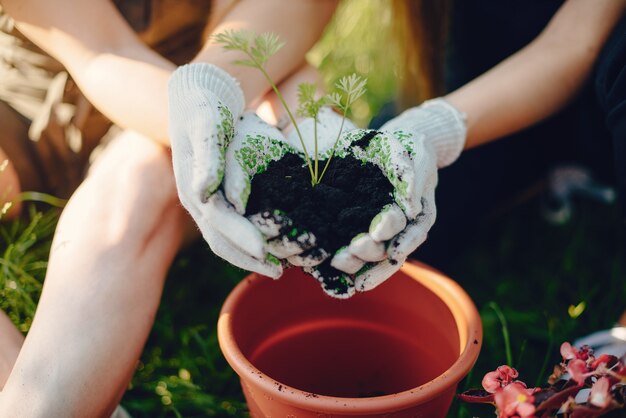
[201,108,362,276]
[303,99,466,297]
[223,110,329,268]
[170,63,298,278]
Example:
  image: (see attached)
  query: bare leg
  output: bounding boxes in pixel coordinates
[0,130,187,417]
[0,64,318,417]
[0,148,21,220]
[0,311,23,390]
[0,101,34,218]
[0,102,30,385]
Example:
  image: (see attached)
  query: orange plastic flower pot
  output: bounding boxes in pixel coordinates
[217,260,482,417]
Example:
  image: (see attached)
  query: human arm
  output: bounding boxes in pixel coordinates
[319,0,626,290]
[304,0,626,289]
[0,62,326,418]
[1,0,337,145]
[0,131,186,417]
[445,0,626,148]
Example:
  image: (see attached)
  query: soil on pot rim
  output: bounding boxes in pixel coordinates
[245,152,394,270]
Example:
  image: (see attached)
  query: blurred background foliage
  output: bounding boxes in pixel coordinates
[309,0,399,127]
[1,1,625,417]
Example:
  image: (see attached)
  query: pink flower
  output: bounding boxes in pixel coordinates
[561,342,578,360]
[590,354,614,370]
[567,359,591,385]
[560,342,592,362]
[605,362,626,385]
[588,377,611,408]
[482,365,520,393]
[494,382,536,418]
[617,363,626,380]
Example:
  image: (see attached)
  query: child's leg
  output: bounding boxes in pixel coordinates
[0,310,23,390]
[0,130,187,417]
[0,101,35,218]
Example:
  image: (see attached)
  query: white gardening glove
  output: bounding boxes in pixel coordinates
[225,111,330,269]
[304,99,466,297]
[281,107,357,268]
[218,107,358,274]
[169,63,292,278]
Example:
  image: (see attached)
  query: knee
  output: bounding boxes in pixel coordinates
[72,131,182,241]
[87,131,177,206]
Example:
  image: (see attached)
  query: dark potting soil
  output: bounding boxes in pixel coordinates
[245,153,393,258]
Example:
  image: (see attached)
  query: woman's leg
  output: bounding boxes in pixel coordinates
[0,311,24,390]
[0,311,132,417]
[0,101,37,218]
[0,147,21,220]
[0,130,188,417]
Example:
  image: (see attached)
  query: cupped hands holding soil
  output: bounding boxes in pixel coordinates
[246,148,394,297]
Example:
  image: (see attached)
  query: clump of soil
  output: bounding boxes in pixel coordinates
[246,153,393,257]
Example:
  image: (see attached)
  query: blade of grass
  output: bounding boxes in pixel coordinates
[535,317,557,387]
[314,115,319,182]
[256,65,315,180]
[488,301,513,367]
[20,191,67,208]
[515,339,528,370]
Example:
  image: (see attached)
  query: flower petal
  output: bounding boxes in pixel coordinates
[561,342,577,360]
[589,377,611,408]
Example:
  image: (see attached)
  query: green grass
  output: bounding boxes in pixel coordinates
[0,205,58,334]
[122,197,626,418]
[309,0,399,127]
[2,198,623,417]
[121,244,247,417]
[446,199,626,418]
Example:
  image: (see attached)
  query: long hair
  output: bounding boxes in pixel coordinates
[391,0,449,108]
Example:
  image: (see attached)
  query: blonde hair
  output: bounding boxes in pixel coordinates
[391,0,449,109]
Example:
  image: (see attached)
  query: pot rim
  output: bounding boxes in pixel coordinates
[217,260,482,415]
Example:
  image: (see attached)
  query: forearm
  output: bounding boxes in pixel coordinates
[445,0,626,148]
[5,0,336,146]
[193,0,335,109]
[79,50,174,145]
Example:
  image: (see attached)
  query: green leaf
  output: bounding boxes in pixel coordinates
[212,29,284,69]
[297,83,326,119]
[298,83,317,104]
[212,28,317,182]
[212,29,253,53]
[251,32,285,65]
[336,73,367,107]
[326,92,345,111]
[232,59,259,68]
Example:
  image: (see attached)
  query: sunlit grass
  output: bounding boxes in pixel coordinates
[3,199,623,417]
[309,0,399,127]
[0,205,58,333]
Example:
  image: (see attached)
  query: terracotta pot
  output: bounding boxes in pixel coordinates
[217,261,482,417]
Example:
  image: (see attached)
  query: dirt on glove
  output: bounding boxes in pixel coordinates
[246,152,393,261]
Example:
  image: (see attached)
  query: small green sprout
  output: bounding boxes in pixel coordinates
[213,29,366,186]
[213,30,285,67]
[319,74,367,182]
[297,83,327,180]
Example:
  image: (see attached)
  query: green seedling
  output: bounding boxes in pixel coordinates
[213,29,366,186]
